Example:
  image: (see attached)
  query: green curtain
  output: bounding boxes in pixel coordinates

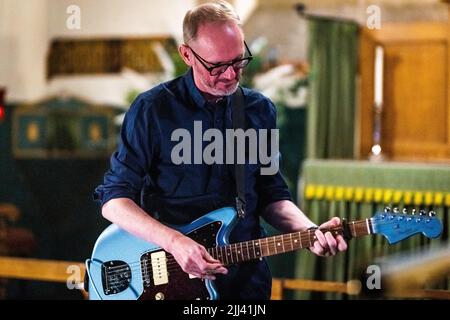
[307,19,358,159]
[294,160,450,299]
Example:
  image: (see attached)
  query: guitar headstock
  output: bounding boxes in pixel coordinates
[371,207,443,244]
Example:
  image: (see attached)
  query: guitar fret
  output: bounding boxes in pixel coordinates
[308,230,313,247]
[365,219,372,235]
[297,232,302,249]
[223,246,229,265]
[291,232,298,249]
[239,242,244,262]
[351,221,356,237]
[232,244,237,263]
[273,236,278,254]
[235,243,239,263]
[261,238,270,256]
[245,241,250,261]
[281,235,285,253]
[252,240,257,259]
[236,243,242,263]
[288,233,294,251]
[230,245,235,264]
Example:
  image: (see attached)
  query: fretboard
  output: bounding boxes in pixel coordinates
[208,218,372,265]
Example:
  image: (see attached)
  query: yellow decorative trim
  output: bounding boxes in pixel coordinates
[414,192,423,206]
[393,191,403,204]
[424,192,433,206]
[354,188,364,202]
[445,194,450,207]
[364,188,374,203]
[383,189,393,203]
[434,192,443,206]
[305,185,315,200]
[374,188,383,203]
[335,187,344,201]
[344,187,354,201]
[404,191,413,205]
[316,185,325,200]
[325,186,335,200]
[303,184,450,207]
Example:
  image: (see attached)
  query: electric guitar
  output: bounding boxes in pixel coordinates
[85,207,442,300]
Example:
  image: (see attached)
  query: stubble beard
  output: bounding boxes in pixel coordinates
[199,76,240,97]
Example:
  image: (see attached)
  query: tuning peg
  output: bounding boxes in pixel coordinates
[384,207,391,212]
[411,209,416,215]
[419,209,426,216]
[393,207,399,213]
[429,211,436,217]
[402,208,408,214]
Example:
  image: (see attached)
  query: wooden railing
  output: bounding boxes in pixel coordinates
[0,256,87,298]
[0,257,85,284]
[271,278,450,300]
[271,278,361,300]
[0,256,449,300]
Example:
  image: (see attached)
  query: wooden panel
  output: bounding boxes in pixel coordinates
[383,43,447,145]
[358,21,450,162]
[47,36,177,78]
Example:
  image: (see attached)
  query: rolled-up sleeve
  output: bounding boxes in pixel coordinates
[256,100,292,209]
[93,95,154,207]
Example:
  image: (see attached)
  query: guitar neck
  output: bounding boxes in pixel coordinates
[208,218,373,265]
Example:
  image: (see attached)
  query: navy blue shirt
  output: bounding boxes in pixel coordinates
[94,69,292,299]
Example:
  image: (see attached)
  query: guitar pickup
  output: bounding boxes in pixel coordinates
[151,251,169,286]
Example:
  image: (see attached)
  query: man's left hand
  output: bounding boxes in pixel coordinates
[308,217,348,257]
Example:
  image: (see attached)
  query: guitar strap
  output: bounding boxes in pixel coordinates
[231,87,246,219]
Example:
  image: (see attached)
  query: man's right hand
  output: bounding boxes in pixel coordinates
[165,232,228,280]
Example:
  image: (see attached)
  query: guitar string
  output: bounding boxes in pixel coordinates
[104,226,342,275]
[106,217,435,288]
[105,228,320,285]
[104,219,384,280]
[105,221,370,287]
[104,217,435,281]
[104,216,433,279]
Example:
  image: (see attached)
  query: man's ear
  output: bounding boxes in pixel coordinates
[178,44,193,67]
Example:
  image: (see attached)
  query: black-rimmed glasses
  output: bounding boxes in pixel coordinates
[187,41,253,76]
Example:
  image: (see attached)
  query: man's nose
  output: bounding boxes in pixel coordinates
[221,65,236,80]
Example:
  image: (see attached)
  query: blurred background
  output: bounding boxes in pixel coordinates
[0,0,449,299]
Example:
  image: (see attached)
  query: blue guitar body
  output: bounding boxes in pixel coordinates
[86,207,237,300]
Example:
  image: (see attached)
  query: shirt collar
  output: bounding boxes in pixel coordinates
[182,68,230,109]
